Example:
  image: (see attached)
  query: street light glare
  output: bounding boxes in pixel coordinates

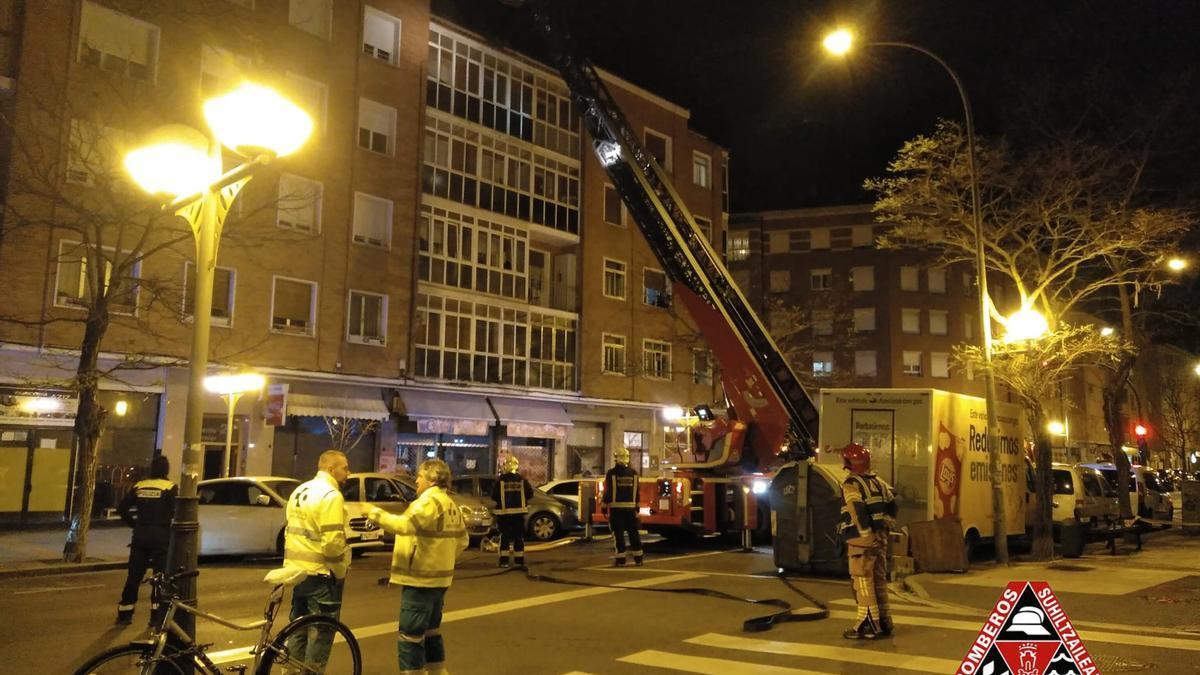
[662,405,684,422]
[203,82,313,158]
[1002,307,1049,343]
[1047,421,1066,436]
[1100,326,1114,337]
[204,372,266,396]
[823,29,853,56]
[1167,257,1188,272]
[124,124,221,197]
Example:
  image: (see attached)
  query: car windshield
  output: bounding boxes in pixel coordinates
[262,480,300,501]
[1142,471,1163,492]
[1097,469,1136,493]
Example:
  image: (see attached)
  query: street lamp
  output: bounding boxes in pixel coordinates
[824,29,1011,563]
[126,81,311,651]
[1001,307,1050,343]
[1167,257,1188,272]
[203,372,265,478]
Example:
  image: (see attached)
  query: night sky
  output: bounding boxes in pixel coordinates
[433,0,1200,212]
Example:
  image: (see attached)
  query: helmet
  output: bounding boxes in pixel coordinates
[613,447,631,466]
[500,456,519,474]
[842,444,871,474]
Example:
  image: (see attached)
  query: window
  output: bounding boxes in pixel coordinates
[77,1,160,81]
[347,290,386,345]
[692,350,712,385]
[810,268,832,291]
[417,204,528,300]
[810,229,831,250]
[642,339,671,380]
[902,351,923,376]
[271,277,317,336]
[963,272,974,297]
[603,184,623,226]
[643,268,671,308]
[769,270,790,293]
[769,231,789,254]
[363,6,401,65]
[812,351,834,377]
[830,227,853,250]
[900,266,919,291]
[692,151,711,188]
[643,128,672,172]
[852,225,873,248]
[902,308,921,334]
[286,72,329,133]
[358,98,397,155]
[277,174,322,232]
[353,192,393,247]
[183,262,235,326]
[728,234,750,261]
[55,240,139,314]
[789,230,811,252]
[929,268,947,294]
[931,352,950,378]
[694,216,712,242]
[855,351,877,377]
[851,266,875,292]
[929,310,949,336]
[603,258,626,300]
[812,311,833,336]
[200,45,248,98]
[721,159,729,211]
[289,0,332,39]
[963,314,975,340]
[853,307,876,332]
[602,334,626,375]
[65,119,131,187]
[365,477,404,501]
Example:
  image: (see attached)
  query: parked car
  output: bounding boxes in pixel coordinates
[538,478,601,508]
[1049,463,1120,534]
[452,474,579,541]
[196,477,298,556]
[1082,463,1174,522]
[342,472,494,546]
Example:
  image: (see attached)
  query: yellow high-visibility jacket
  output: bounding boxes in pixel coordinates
[283,471,350,579]
[374,486,468,588]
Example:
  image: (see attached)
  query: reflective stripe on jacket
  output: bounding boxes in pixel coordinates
[604,466,639,509]
[284,472,350,579]
[839,472,896,542]
[375,486,468,588]
[492,473,531,515]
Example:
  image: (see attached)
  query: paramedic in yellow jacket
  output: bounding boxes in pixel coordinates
[368,459,469,675]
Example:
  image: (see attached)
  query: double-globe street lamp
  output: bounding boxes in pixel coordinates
[824,29,1011,563]
[203,372,265,478]
[125,82,312,649]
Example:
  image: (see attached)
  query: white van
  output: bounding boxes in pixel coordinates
[1081,463,1174,522]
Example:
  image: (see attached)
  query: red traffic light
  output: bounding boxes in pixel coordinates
[1134,424,1148,437]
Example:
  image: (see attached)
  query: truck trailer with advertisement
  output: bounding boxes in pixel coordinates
[816,388,1027,544]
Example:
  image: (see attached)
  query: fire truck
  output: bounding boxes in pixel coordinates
[519,1,847,572]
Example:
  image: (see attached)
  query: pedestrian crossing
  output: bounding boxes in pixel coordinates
[601,595,1200,674]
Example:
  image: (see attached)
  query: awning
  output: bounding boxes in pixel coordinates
[287,393,390,421]
[397,390,494,422]
[487,396,572,426]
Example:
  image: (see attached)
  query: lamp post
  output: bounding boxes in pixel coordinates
[203,372,265,477]
[825,30,1009,563]
[125,82,311,653]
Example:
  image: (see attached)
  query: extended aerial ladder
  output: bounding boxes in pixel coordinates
[518,1,846,571]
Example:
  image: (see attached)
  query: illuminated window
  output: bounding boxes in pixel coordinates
[347,290,387,345]
[602,334,626,375]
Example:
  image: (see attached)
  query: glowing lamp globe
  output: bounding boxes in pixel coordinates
[823,29,853,56]
[204,82,313,158]
[1002,308,1049,343]
[125,124,221,197]
[204,372,266,396]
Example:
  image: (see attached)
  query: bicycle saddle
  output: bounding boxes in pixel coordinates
[263,567,307,587]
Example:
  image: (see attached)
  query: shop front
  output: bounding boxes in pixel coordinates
[268,387,391,478]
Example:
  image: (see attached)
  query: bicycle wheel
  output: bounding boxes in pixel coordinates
[256,614,361,675]
[73,643,189,675]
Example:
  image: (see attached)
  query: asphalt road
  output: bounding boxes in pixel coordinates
[5,534,1200,674]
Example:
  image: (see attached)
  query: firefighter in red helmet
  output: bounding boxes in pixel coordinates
[838,443,897,639]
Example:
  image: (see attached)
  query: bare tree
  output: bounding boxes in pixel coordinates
[867,120,1191,559]
[765,294,865,390]
[322,417,380,456]
[1159,372,1200,473]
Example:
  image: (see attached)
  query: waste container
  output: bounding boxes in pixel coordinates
[1060,519,1085,558]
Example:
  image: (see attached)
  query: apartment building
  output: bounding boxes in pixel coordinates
[0,1,726,522]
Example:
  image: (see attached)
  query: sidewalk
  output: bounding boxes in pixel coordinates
[0,524,130,578]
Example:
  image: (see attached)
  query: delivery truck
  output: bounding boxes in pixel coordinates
[817,388,1027,543]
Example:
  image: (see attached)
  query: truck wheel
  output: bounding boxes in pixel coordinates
[752,507,773,545]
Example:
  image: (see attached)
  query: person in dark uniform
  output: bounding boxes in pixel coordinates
[838,443,897,640]
[603,447,642,567]
[490,456,534,568]
[116,455,176,625]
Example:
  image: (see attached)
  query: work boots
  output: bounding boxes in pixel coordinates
[842,624,880,640]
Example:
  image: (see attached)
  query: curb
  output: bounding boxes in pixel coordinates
[0,560,126,579]
[900,572,932,600]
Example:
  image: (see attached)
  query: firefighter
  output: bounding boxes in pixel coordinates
[368,459,469,675]
[490,455,534,568]
[283,449,351,671]
[603,446,643,566]
[838,443,897,639]
[116,455,176,625]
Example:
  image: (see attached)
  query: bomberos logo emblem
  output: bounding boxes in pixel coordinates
[955,581,1097,675]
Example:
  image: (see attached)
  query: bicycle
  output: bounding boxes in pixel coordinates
[74,568,362,674]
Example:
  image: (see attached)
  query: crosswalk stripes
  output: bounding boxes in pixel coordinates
[613,596,1200,673]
